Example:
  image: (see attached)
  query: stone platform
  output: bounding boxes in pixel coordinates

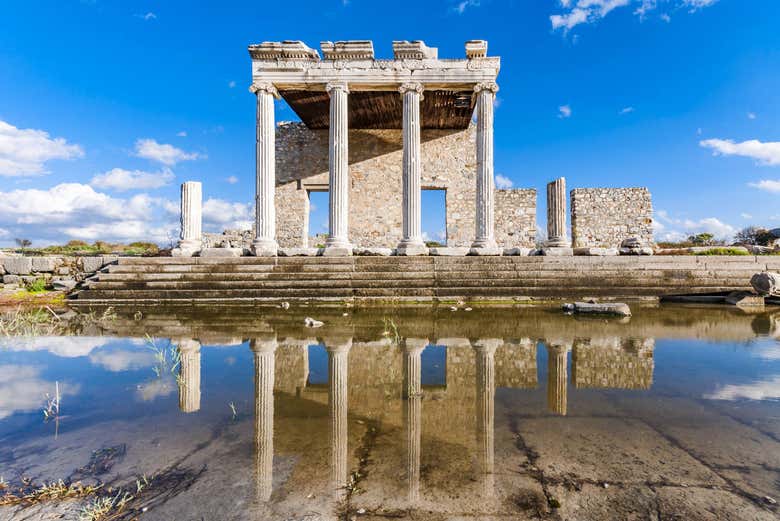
[66,255,779,305]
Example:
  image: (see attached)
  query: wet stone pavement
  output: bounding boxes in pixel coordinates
[0,304,779,520]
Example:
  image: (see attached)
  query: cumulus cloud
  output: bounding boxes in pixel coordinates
[225,175,238,184]
[700,138,780,166]
[550,0,718,31]
[91,167,175,191]
[747,112,757,120]
[748,179,780,193]
[495,174,513,189]
[90,347,156,372]
[704,375,780,401]
[452,0,480,14]
[654,210,736,242]
[176,131,187,137]
[0,336,114,357]
[135,138,204,165]
[558,105,572,118]
[0,119,84,176]
[0,183,178,246]
[620,106,636,115]
[203,198,254,230]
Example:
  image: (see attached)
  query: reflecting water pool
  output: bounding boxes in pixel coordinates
[1,304,779,520]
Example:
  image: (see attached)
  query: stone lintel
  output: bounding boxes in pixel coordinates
[247,40,320,61]
[321,40,374,60]
[392,40,438,60]
[465,40,487,59]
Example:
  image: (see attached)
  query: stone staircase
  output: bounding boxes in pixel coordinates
[68,255,772,304]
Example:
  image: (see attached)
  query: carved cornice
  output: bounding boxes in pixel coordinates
[392,40,438,60]
[473,81,499,94]
[321,40,374,60]
[248,40,320,61]
[465,40,488,59]
[249,82,281,100]
[326,82,350,95]
[398,82,425,98]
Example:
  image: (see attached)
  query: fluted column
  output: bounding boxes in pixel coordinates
[250,83,279,257]
[176,338,201,413]
[251,336,277,503]
[546,340,570,416]
[403,338,426,503]
[326,338,352,487]
[323,82,352,256]
[173,182,202,257]
[545,178,569,247]
[397,83,427,256]
[471,82,499,252]
[473,338,500,497]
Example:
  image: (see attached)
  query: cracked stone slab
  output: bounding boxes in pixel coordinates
[515,417,724,486]
[656,486,778,521]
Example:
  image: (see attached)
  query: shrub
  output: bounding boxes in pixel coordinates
[66,240,89,248]
[26,278,48,293]
[693,248,749,256]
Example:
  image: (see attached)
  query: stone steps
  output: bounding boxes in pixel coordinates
[70,255,760,304]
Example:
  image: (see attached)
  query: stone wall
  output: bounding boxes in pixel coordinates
[0,254,118,288]
[274,122,536,249]
[494,189,537,248]
[570,188,653,248]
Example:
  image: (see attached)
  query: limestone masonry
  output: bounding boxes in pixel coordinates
[570,188,653,248]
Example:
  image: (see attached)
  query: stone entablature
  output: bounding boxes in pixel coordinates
[570,188,653,249]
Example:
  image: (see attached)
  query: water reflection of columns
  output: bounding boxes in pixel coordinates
[327,338,352,488]
[403,338,426,503]
[473,338,500,497]
[546,340,570,416]
[177,338,201,413]
[251,336,277,503]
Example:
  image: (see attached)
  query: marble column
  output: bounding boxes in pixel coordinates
[250,83,280,257]
[251,336,277,503]
[177,338,201,413]
[471,82,500,254]
[397,83,427,256]
[403,338,426,503]
[323,82,353,256]
[173,182,202,257]
[473,338,500,497]
[327,338,352,487]
[546,340,570,416]
[545,177,569,247]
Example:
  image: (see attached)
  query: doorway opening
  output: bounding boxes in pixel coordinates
[307,190,329,247]
[421,188,447,246]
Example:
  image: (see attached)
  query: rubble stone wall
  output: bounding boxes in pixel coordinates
[570,188,653,248]
[274,122,537,249]
[0,254,117,287]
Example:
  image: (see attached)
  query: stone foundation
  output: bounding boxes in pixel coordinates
[570,188,653,248]
[0,255,118,288]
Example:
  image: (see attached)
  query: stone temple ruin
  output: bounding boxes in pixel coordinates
[175,39,653,258]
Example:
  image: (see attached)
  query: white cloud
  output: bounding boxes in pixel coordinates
[741,213,753,219]
[138,12,156,20]
[176,131,187,137]
[135,138,204,165]
[0,120,84,176]
[747,112,757,120]
[0,183,178,246]
[558,105,572,118]
[550,0,717,31]
[225,175,239,184]
[654,210,736,242]
[453,0,480,14]
[0,336,114,357]
[704,375,780,401]
[700,138,780,166]
[749,180,780,193]
[137,376,175,402]
[202,198,253,231]
[228,80,236,88]
[495,174,513,189]
[91,167,174,191]
[620,106,635,115]
[90,347,156,372]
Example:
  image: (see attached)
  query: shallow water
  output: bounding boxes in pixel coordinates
[1,304,779,520]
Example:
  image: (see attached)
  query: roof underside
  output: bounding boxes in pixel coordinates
[281,90,476,130]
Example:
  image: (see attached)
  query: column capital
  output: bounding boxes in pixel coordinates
[474,81,499,94]
[250,336,279,354]
[326,81,350,95]
[249,82,281,100]
[399,82,425,98]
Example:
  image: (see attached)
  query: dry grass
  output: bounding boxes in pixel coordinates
[0,479,101,507]
[0,306,116,337]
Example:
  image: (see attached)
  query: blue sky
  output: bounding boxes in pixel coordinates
[0,0,778,247]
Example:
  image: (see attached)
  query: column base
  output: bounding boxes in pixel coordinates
[469,246,503,256]
[545,237,571,248]
[251,239,278,257]
[539,247,574,256]
[396,241,429,256]
[323,237,353,257]
[172,239,201,257]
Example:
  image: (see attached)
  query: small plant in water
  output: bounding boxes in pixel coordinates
[228,401,238,421]
[144,335,180,378]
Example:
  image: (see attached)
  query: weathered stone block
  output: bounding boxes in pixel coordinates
[200,248,243,258]
[3,274,21,284]
[574,247,619,256]
[503,247,532,256]
[540,247,574,256]
[3,257,32,275]
[468,247,503,256]
[52,279,77,291]
[353,247,393,256]
[31,257,59,272]
[279,247,321,256]
[81,257,105,273]
[429,247,469,256]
